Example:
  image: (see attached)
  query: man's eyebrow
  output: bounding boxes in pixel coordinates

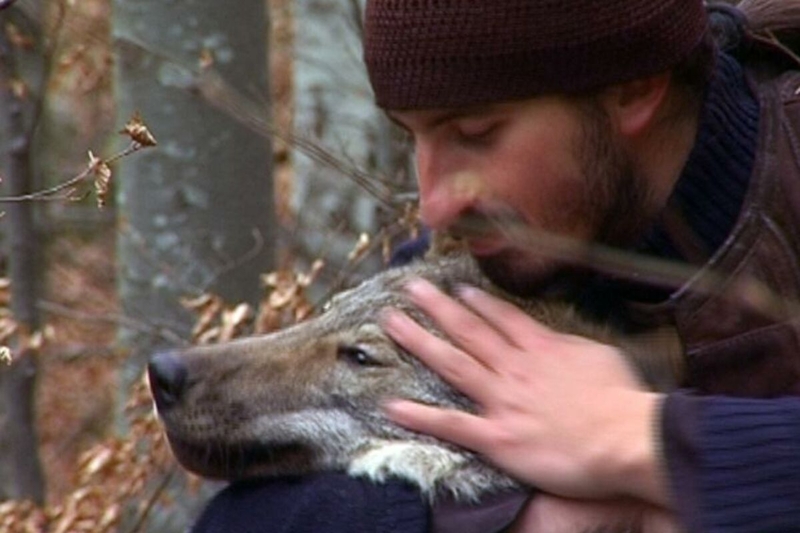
[387,105,497,131]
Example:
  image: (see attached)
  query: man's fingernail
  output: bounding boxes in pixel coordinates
[382,399,409,418]
[380,307,401,328]
[456,284,480,300]
[405,277,435,299]
[381,308,416,338]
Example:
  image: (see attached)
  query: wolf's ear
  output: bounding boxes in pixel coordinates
[426,231,469,260]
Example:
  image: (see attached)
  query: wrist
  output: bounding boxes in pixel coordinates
[597,391,670,507]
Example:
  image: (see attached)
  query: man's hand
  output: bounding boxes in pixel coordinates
[381,278,669,505]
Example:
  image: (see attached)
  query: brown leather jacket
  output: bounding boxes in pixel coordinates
[639,34,800,397]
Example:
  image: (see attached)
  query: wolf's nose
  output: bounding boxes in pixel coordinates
[148,351,188,410]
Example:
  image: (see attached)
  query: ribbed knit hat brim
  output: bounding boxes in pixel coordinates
[364,0,709,110]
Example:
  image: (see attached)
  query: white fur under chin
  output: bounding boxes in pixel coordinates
[348,439,487,502]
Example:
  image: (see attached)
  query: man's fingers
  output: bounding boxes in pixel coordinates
[403,278,513,370]
[382,308,499,401]
[383,399,494,453]
[456,284,557,345]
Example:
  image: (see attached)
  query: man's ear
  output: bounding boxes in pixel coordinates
[599,72,671,138]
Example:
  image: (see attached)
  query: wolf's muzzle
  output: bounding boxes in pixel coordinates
[148,351,188,411]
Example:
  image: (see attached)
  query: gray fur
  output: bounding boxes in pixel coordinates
[152,254,680,503]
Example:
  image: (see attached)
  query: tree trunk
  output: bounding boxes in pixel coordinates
[292,0,412,293]
[0,12,46,504]
[112,2,274,530]
[112,0,275,397]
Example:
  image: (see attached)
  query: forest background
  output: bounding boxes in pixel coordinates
[0,0,415,531]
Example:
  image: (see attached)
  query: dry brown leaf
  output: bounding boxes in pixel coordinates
[348,233,371,262]
[198,48,215,70]
[182,293,224,341]
[87,150,113,208]
[219,303,254,341]
[268,283,299,309]
[119,112,158,147]
[255,305,282,333]
[298,259,325,288]
[294,302,314,322]
[0,346,11,365]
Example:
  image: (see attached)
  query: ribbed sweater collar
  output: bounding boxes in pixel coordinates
[637,52,760,262]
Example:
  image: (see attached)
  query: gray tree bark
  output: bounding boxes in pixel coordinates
[112,0,275,388]
[292,0,412,292]
[0,5,46,504]
[112,2,274,529]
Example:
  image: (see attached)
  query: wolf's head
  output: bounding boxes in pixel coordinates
[148,255,527,500]
[149,253,678,501]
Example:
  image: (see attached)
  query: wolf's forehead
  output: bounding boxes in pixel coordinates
[319,258,485,328]
[324,277,406,320]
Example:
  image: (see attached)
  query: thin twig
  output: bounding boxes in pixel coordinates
[123,468,176,533]
[764,29,800,67]
[207,228,265,282]
[451,213,800,323]
[37,300,188,346]
[0,141,142,203]
[315,220,412,311]
[113,35,400,212]
[195,68,397,209]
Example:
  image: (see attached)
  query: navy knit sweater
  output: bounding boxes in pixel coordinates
[191,473,428,533]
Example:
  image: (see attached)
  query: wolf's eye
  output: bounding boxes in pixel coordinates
[337,345,380,367]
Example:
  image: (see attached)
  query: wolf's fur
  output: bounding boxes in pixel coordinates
[151,254,681,503]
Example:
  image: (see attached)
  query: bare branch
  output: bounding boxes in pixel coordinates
[122,469,177,533]
[0,117,156,205]
[37,300,189,347]
[114,36,402,213]
[450,212,800,323]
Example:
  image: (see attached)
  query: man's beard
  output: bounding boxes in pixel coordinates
[476,103,656,298]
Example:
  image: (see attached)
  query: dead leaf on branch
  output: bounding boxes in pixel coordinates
[348,233,370,262]
[0,346,10,365]
[87,151,112,208]
[181,293,224,343]
[119,111,158,147]
[198,48,215,70]
[262,271,301,309]
[219,303,254,342]
[0,500,47,532]
[256,260,323,331]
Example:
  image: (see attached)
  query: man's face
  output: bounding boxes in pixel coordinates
[390,96,656,296]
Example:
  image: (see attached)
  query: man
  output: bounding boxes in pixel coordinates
[369,0,800,530]
[193,1,800,531]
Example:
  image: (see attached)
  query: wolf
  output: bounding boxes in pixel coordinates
[148,253,682,504]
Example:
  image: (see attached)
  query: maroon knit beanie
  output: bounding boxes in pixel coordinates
[364,0,709,110]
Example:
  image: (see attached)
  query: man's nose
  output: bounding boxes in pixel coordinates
[415,148,482,231]
[419,170,485,231]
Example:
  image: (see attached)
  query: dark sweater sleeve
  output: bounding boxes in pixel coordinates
[190,472,429,533]
[662,392,800,532]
